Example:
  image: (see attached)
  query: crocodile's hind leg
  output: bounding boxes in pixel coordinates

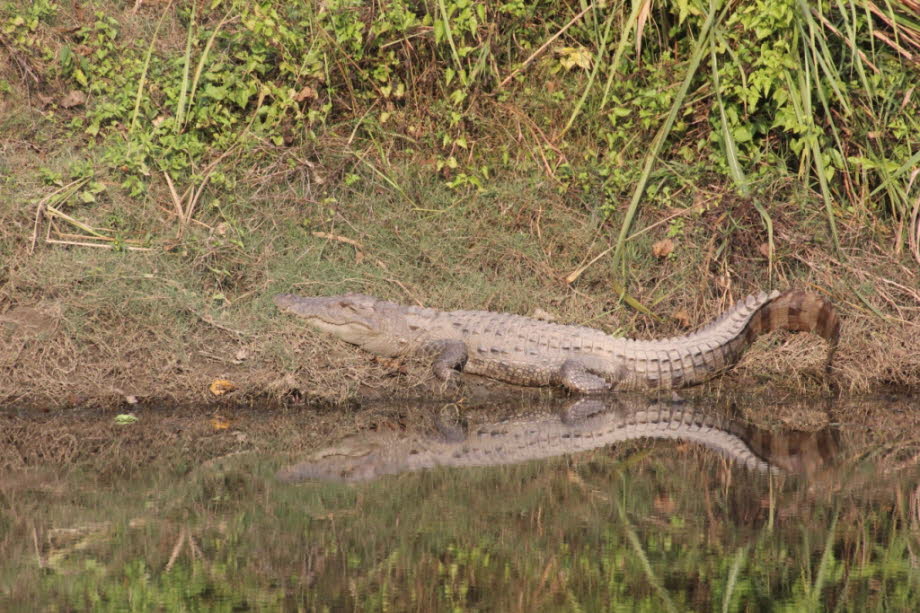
[555,359,612,394]
[433,402,467,442]
[427,340,469,381]
[559,396,612,423]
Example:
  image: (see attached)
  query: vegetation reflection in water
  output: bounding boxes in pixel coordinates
[2,394,919,611]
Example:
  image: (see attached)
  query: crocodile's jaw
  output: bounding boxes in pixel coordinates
[274,293,399,353]
[301,318,376,345]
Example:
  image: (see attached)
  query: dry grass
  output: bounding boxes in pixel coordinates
[2,165,918,408]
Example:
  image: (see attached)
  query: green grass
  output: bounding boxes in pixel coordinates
[3,0,915,244]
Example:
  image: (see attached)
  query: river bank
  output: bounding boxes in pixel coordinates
[1,2,917,409]
[2,175,918,409]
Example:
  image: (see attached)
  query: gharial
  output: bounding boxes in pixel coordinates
[274,289,839,394]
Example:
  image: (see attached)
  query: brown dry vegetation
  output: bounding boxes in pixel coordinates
[2,156,918,409]
[0,2,918,410]
[2,141,919,406]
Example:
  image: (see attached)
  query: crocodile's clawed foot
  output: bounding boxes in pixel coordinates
[431,370,464,396]
[560,396,614,425]
[556,360,612,394]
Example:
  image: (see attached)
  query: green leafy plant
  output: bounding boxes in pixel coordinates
[3,0,914,259]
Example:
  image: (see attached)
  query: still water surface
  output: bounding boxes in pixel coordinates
[2,393,918,611]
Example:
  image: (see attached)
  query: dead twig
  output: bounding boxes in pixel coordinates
[810,8,880,74]
[565,246,614,285]
[157,205,213,230]
[499,103,567,160]
[163,171,186,221]
[565,203,699,284]
[872,30,918,63]
[193,311,247,337]
[312,230,393,270]
[311,231,364,249]
[42,207,155,252]
[163,152,230,239]
[44,238,153,252]
[32,524,44,569]
[0,34,41,84]
[30,178,90,254]
[386,278,425,306]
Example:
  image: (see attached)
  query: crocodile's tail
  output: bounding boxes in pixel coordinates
[743,289,840,373]
[630,289,841,389]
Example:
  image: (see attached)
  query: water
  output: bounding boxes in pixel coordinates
[2,393,918,611]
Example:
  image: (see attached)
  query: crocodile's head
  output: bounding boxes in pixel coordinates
[274,293,405,354]
[276,438,399,483]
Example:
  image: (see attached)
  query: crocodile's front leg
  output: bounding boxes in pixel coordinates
[555,359,614,394]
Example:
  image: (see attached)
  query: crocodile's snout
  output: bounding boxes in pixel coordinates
[273,294,297,310]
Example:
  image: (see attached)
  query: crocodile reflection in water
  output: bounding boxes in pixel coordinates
[277,396,839,483]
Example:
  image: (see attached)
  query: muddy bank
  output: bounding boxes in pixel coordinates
[1,277,917,410]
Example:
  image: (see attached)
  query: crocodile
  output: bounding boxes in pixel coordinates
[275,289,839,393]
[276,396,839,483]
